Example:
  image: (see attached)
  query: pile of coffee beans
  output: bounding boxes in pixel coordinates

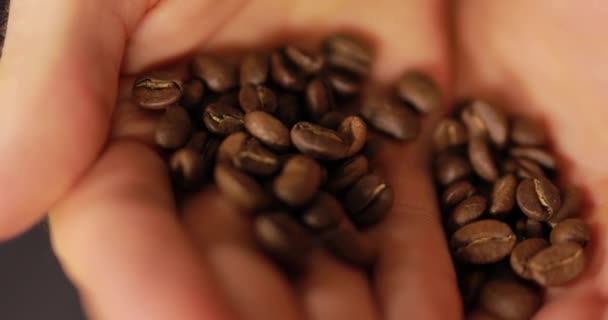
[433,100,591,319]
[132,33,440,269]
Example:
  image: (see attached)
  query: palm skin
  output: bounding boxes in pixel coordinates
[0,1,606,319]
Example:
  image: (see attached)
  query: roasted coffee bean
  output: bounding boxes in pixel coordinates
[181,79,205,108]
[327,155,369,192]
[450,219,516,264]
[529,242,585,286]
[238,84,278,113]
[214,163,271,210]
[217,132,247,163]
[170,148,206,189]
[435,152,472,186]
[186,131,210,152]
[291,122,350,160]
[468,136,499,182]
[510,238,550,280]
[301,192,344,232]
[449,195,487,230]
[323,33,372,75]
[338,116,368,157]
[550,218,590,246]
[244,111,291,151]
[240,52,269,85]
[466,100,509,148]
[273,155,322,207]
[327,70,361,96]
[275,93,303,128]
[548,185,582,226]
[515,157,546,179]
[459,268,487,307]
[255,213,314,270]
[510,147,556,169]
[516,178,561,221]
[306,77,335,119]
[479,279,541,320]
[192,54,237,92]
[442,180,476,207]
[233,137,280,176]
[461,106,487,138]
[510,116,547,146]
[396,71,441,114]
[344,174,394,228]
[433,118,468,152]
[319,111,347,129]
[270,51,305,91]
[322,228,376,267]
[361,93,420,141]
[133,69,185,109]
[203,102,245,135]
[155,105,192,149]
[489,174,517,216]
[284,45,324,74]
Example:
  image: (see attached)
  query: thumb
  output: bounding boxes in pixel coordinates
[0,0,150,239]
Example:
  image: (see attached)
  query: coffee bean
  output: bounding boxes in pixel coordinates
[155,105,192,149]
[510,147,556,169]
[516,178,561,221]
[306,77,335,119]
[203,102,245,135]
[284,45,324,74]
[327,70,361,96]
[270,51,305,91]
[515,157,546,179]
[186,131,210,152]
[461,106,487,138]
[344,174,394,228]
[548,185,582,226]
[291,122,350,160]
[433,118,468,152]
[510,116,547,146]
[322,228,376,267]
[468,136,499,182]
[170,148,205,189]
[244,111,291,151]
[133,73,184,110]
[238,84,278,114]
[479,279,541,320]
[361,93,420,141]
[327,155,369,192]
[214,163,271,210]
[525,219,546,238]
[489,174,517,216]
[338,116,368,157]
[442,180,476,207]
[510,238,550,280]
[469,100,509,148]
[319,111,347,129]
[459,268,487,307]
[233,137,280,176]
[550,218,590,246]
[254,212,314,270]
[396,71,441,114]
[449,195,487,231]
[180,79,205,108]
[529,242,585,286]
[301,192,344,232]
[217,132,248,163]
[275,93,303,128]
[323,33,371,75]
[240,52,269,85]
[450,219,516,264]
[435,152,472,186]
[192,54,237,92]
[273,155,322,207]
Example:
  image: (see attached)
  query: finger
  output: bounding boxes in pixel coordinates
[535,291,607,320]
[0,0,150,239]
[183,188,304,320]
[49,141,234,320]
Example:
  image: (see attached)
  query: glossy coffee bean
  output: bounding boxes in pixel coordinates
[155,105,192,149]
[510,116,547,146]
[515,157,546,179]
[216,132,247,163]
[479,279,541,320]
[270,51,305,91]
[180,79,204,108]
[361,93,420,141]
[344,174,394,228]
[203,102,245,135]
[396,71,441,114]
[133,77,183,110]
[468,136,499,182]
[548,185,582,226]
[550,218,590,246]
[489,174,517,216]
[306,77,335,119]
[238,84,278,113]
[301,192,344,232]
[461,106,486,138]
[244,111,291,151]
[240,52,269,85]
[510,238,550,280]
[469,100,509,148]
[327,70,361,96]
[291,122,349,160]
[273,155,322,207]
[327,155,369,192]
[449,195,487,230]
[529,242,586,286]
[516,178,561,221]
[322,228,376,267]
[214,163,271,211]
[450,219,516,264]
[255,213,314,270]
[441,180,476,207]
[435,152,472,186]
[510,147,556,169]
[284,45,324,74]
[338,116,368,157]
[433,118,468,152]
[275,93,303,128]
[233,137,280,176]
[170,148,205,189]
[323,33,372,75]
[192,54,237,92]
